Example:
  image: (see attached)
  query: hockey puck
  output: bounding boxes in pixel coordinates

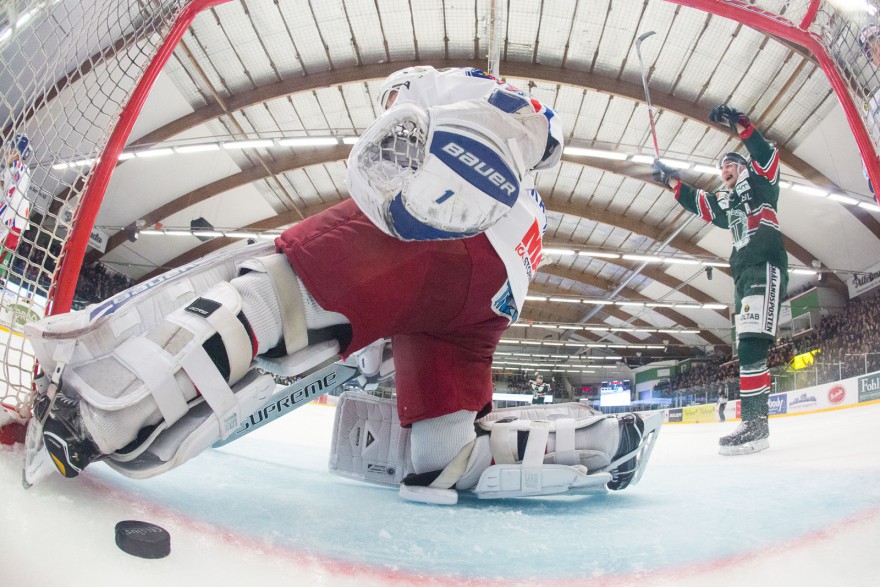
[114,520,171,559]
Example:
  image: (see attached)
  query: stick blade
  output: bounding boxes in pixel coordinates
[636,30,656,45]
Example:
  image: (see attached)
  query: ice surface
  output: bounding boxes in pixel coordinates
[2,401,879,586]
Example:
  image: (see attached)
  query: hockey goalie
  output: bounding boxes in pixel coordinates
[24,65,661,503]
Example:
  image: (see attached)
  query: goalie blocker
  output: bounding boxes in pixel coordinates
[330,392,662,504]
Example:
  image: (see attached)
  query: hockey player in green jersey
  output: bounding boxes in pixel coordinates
[652,104,788,456]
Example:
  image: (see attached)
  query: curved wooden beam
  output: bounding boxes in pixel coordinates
[128,58,880,241]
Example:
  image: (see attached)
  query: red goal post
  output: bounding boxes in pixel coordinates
[0,0,230,442]
[668,0,880,205]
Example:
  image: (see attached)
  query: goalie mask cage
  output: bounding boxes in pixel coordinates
[0,0,879,440]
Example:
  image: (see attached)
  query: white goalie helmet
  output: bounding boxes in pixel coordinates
[859,24,880,61]
[377,65,435,109]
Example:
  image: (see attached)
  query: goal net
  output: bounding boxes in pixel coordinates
[0,0,227,439]
[0,0,878,440]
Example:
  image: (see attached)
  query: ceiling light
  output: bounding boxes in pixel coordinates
[858,201,880,212]
[692,164,720,175]
[342,137,359,145]
[222,139,275,150]
[791,268,817,275]
[622,254,662,263]
[136,148,174,158]
[578,251,621,259]
[616,301,644,307]
[118,152,135,160]
[663,257,700,265]
[175,143,220,153]
[657,158,691,169]
[525,295,547,302]
[790,184,827,197]
[563,147,627,160]
[543,248,577,256]
[827,193,859,205]
[278,137,339,147]
[549,297,582,303]
[630,155,654,164]
[701,261,730,267]
[585,299,614,305]
[702,303,728,309]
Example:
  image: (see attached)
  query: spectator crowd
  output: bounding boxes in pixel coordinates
[668,291,880,399]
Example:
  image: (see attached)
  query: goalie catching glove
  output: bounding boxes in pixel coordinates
[329,392,662,504]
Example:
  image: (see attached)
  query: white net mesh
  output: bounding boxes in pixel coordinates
[0,0,193,424]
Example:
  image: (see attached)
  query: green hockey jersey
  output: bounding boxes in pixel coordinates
[674,125,788,276]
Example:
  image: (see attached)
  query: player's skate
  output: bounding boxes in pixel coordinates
[329,394,662,505]
[718,417,769,455]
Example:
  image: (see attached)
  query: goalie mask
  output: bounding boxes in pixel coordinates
[860,24,880,62]
[377,66,435,110]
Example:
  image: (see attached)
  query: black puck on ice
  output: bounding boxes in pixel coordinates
[114,520,171,559]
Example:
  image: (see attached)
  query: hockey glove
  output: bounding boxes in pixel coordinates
[709,104,750,133]
[652,158,680,189]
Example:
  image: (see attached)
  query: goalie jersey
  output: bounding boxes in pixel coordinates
[673,125,788,277]
[348,67,562,320]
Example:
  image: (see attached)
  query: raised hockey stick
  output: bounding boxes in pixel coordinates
[212,360,360,447]
[634,30,660,159]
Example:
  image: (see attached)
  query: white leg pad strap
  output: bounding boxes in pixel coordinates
[240,253,308,355]
[114,337,188,424]
[179,349,240,439]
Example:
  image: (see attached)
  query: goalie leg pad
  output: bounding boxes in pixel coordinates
[105,369,276,479]
[56,280,257,456]
[329,391,411,487]
[398,402,663,503]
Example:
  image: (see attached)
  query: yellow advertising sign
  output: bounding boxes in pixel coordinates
[682,404,718,423]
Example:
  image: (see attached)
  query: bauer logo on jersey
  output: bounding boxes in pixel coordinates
[433,130,519,206]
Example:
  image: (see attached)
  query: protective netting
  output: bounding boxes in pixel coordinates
[0,0,193,424]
